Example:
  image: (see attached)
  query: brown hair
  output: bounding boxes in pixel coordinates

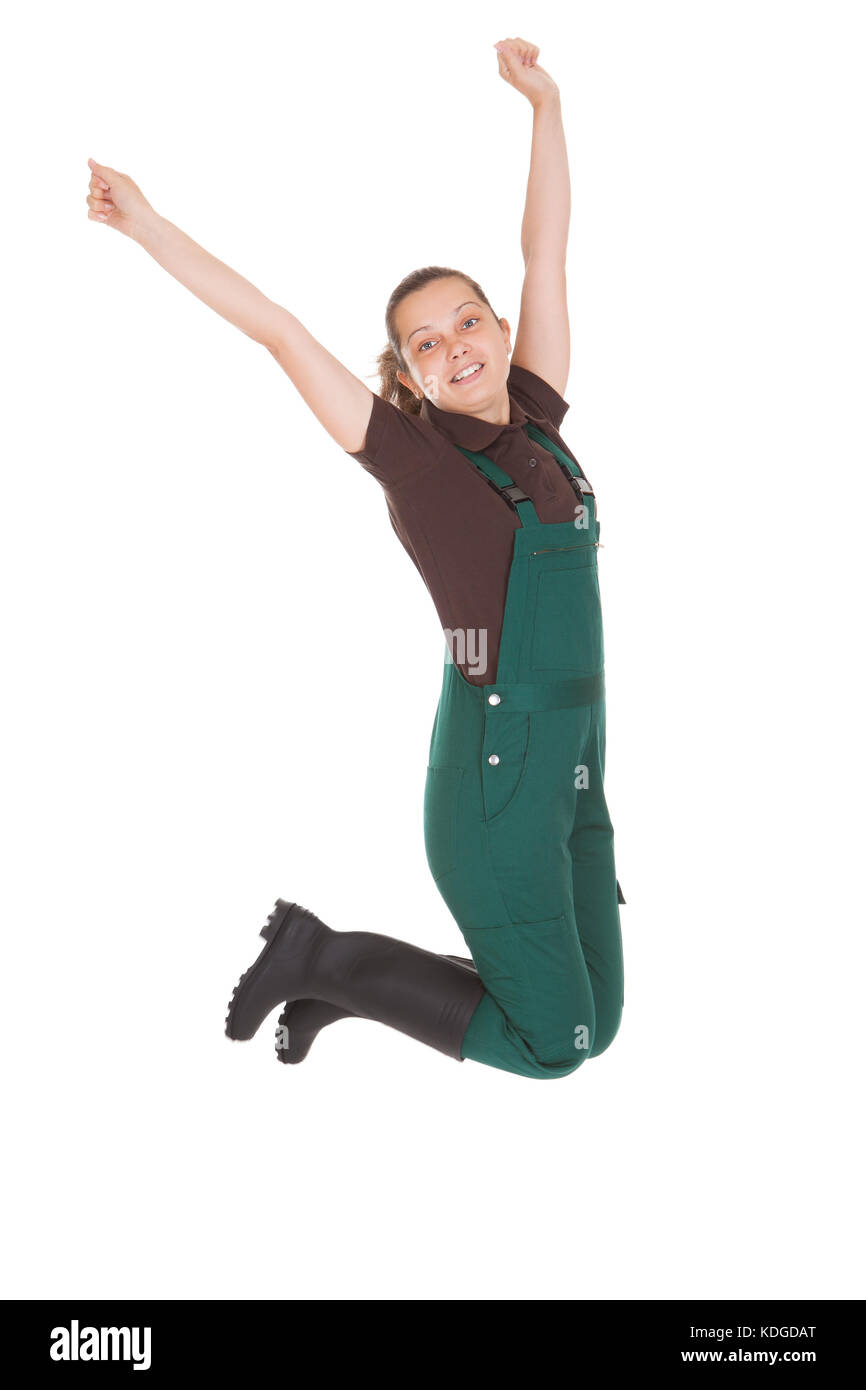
[370,266,497,416]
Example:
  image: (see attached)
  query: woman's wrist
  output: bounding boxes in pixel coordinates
[531,88,561,115]
[130,205,165,248]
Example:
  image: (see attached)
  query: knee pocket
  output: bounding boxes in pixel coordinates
[461,913,595,1066]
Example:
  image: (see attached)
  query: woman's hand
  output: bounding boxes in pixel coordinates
[493,37,559,107]
[86,158,155,238]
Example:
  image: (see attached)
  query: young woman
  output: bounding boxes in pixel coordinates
[86,36,625,1081]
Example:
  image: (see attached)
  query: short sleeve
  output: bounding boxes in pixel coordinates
[507,363,570,431]
[345,390,447,488]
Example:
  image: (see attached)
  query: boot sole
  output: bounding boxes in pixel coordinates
[225,898,299,1041]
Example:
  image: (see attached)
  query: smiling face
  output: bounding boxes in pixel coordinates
[394,276,512,414]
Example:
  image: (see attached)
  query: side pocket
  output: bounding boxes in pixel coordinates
[423,765,463,881]
[482,710,531,823]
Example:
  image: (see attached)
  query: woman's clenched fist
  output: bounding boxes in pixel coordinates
[86,158,154,238]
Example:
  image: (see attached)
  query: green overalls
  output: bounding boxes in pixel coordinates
[423,423,625,1080]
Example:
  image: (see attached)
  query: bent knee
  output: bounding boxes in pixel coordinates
[527,1054,588,1080]
[530,1039,595,1079]
[589,1005,623,1059]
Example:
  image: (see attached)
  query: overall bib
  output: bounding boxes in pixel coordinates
[423,423,625,1080]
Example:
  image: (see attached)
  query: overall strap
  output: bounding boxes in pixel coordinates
[455,445,542,527]
[456,423,594,530]
[524,421,594,498]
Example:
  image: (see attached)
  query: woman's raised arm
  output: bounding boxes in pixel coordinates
[86,158,375,455]
[489,39,571,399]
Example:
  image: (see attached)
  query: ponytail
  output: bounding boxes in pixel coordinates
[375,342,422,416]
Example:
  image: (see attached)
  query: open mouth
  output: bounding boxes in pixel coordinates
[450,362,484,386]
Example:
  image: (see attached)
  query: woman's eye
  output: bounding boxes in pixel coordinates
[418,319,477,353]
[414,318,478,353]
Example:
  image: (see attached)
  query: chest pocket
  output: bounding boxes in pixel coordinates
[529,552,604,677]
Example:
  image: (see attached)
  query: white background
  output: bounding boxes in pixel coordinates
[1,0,863,1301]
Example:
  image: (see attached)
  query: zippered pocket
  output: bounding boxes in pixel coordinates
[529,542,602,556]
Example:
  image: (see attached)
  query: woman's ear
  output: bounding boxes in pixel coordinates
[397,369,420,398]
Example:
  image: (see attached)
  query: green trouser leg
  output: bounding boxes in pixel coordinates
[426,663,618,1080]
[568,697,624,1058]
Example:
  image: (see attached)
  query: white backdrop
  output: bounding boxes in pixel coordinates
[1,0,863,1300]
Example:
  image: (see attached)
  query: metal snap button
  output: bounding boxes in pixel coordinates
[487,693,501,705]
[488,754,500,765]
[528,457,537,466]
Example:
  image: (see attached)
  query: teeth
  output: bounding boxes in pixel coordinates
[453,362,482,382]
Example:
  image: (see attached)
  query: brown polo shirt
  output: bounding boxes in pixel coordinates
[345,363,589,688]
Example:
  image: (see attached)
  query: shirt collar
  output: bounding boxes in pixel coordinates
[419,376,532,451]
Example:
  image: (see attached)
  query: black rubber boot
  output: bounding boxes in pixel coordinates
[225,900,486,1061]
[225,900,331,1042]
[274,954,478,1064]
